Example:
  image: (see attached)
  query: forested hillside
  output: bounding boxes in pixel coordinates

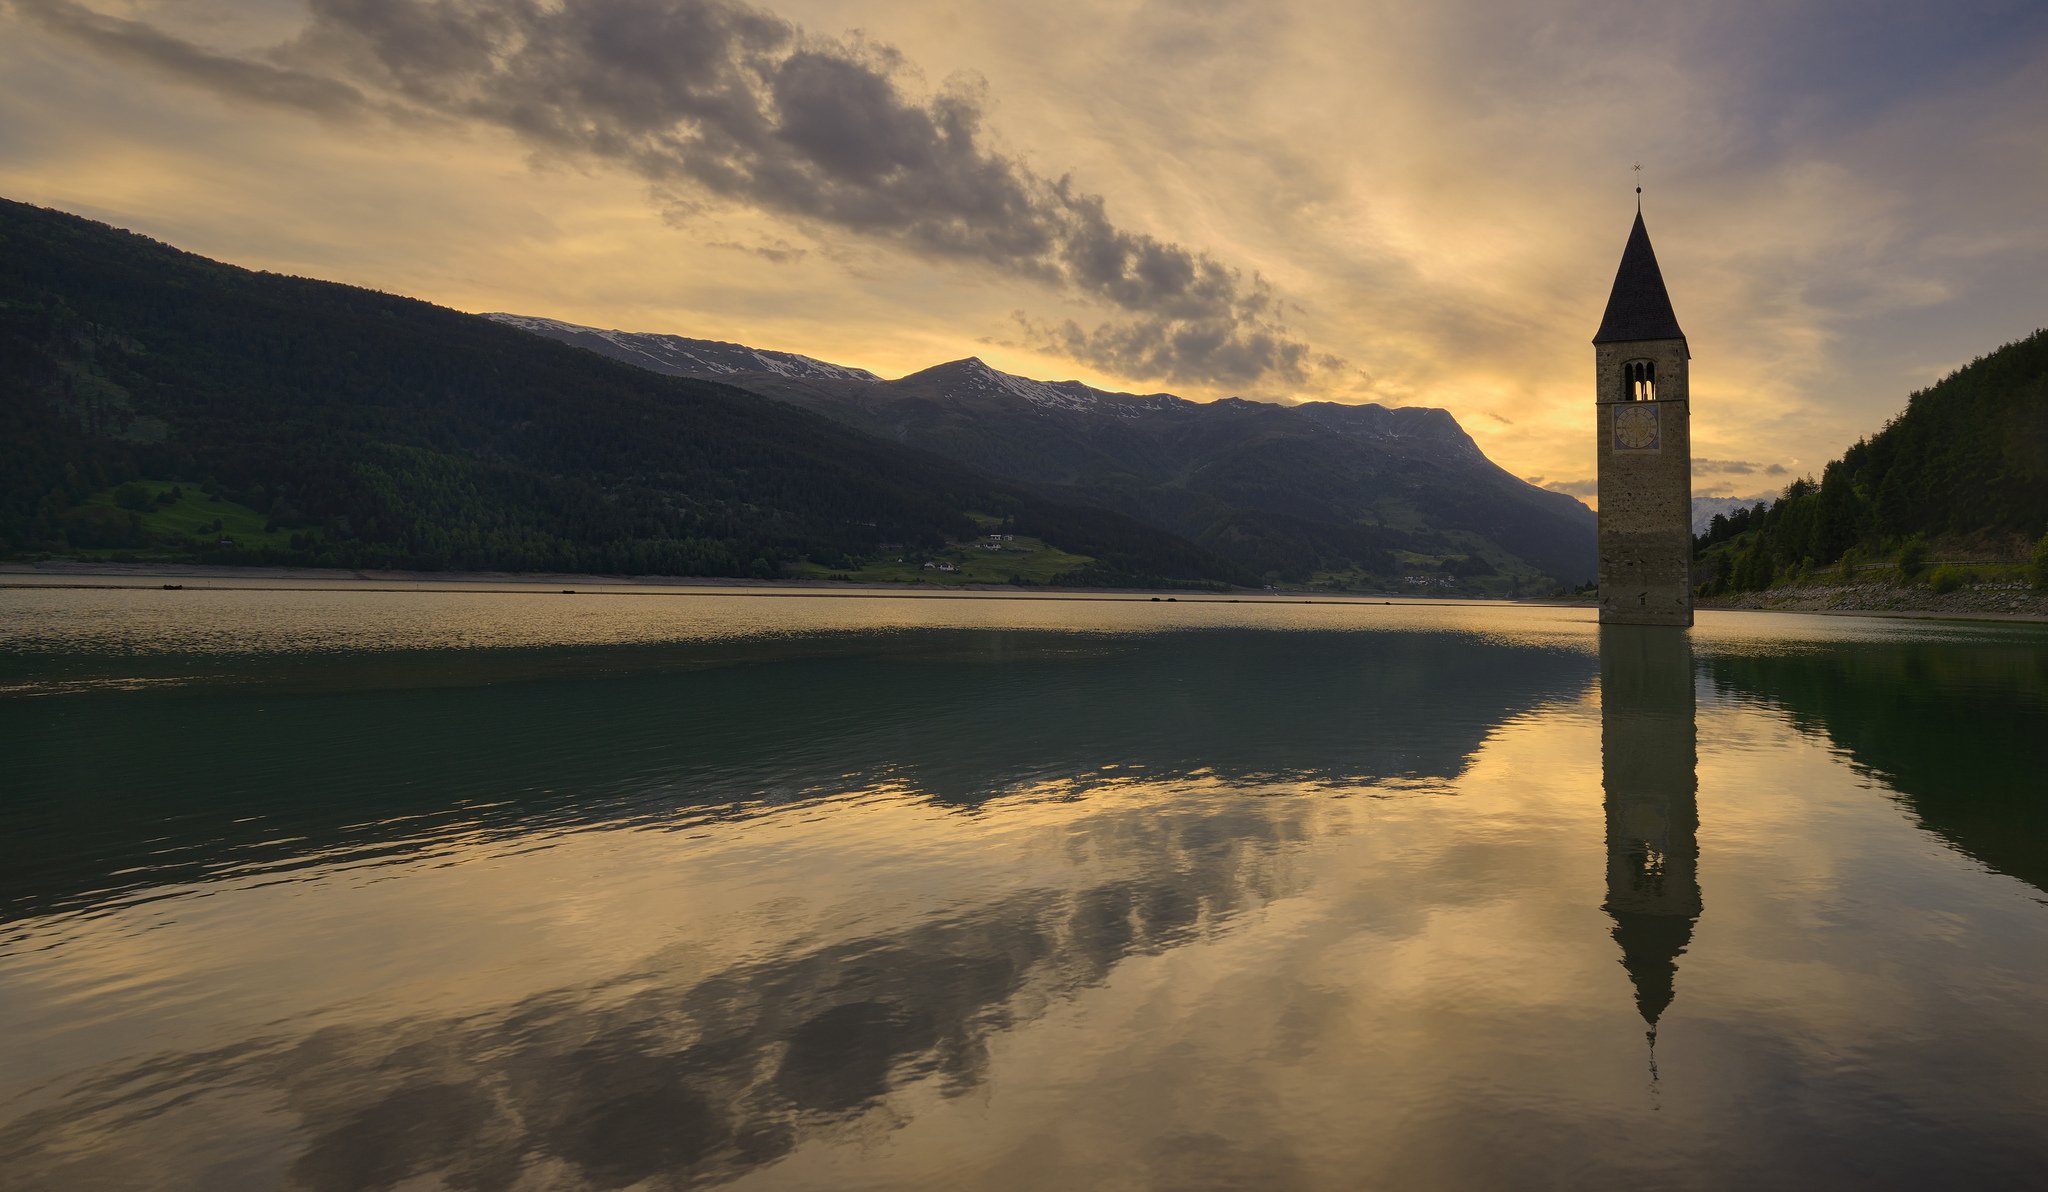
[1694,330,2048,593]
[0,199,1239,586]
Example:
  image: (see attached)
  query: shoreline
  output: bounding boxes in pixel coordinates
[0,560,1517,609]
[1696,602,2048,625]
[1697,578,2048,624]
[9,561,2045,623]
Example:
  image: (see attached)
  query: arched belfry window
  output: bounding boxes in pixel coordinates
[1623,358,1657,401]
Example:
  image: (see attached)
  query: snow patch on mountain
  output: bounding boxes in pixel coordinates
[482,314,881,383]
[1692,494,1775,535]
[913,358,1191,417]
[957,358,1100,411]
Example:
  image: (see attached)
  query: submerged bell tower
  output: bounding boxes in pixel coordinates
[1593,203,1694,626]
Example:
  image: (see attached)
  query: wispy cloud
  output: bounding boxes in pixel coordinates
[1527,477,1598,499]
[12,0,1336,388]
[1693,458,1789,477]
[707,237,806,264]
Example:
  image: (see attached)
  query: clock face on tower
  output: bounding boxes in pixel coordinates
[1612,403,1660,452]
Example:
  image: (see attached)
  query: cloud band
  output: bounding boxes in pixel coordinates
[15,0,1333,388]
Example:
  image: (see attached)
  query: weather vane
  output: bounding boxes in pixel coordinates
[1634,162,1642,211]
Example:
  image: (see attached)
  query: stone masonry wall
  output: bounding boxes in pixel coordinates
[1596,338,1693,626]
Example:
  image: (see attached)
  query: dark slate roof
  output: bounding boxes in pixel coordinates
[1592,212,1685,345]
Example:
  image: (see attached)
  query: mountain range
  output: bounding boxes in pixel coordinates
[0,195,1595,591]
[0,198,1233,586]
[483,315,1598,588]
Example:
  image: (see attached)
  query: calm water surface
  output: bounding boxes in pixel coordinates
[3,587,2046,1190]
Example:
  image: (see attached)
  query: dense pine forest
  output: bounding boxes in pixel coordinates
[1693,329,2048,594]
[0,199,1240,587]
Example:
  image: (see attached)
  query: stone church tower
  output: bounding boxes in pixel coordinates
[1593,211,1693,626]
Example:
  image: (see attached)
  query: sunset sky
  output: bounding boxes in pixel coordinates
[4,0,2045,503]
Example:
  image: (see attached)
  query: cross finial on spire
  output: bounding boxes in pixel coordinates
[1633,162,1642,212]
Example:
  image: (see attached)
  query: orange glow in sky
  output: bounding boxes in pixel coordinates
[4,0,2044,505]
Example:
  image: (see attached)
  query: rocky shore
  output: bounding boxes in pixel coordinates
[1704,579,2048,621]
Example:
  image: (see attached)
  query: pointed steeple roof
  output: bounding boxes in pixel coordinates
[1592,213,1685,345]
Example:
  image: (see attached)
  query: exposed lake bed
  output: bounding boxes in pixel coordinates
[4,588,2046,1189]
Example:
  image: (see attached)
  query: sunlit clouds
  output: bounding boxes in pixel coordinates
[2,0,2043,495]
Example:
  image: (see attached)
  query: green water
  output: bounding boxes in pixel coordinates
[2,586,2046,1189]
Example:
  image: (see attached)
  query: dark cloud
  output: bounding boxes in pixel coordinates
[14,0,1332,387]
[1535,477,1598,497]
[10,0,374,114]
[1014,307,1337,389]
[1692,458,1789,476]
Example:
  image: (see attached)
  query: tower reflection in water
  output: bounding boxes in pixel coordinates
[1599,625,1702,1069]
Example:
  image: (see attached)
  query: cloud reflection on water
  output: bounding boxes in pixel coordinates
[2,784,1329,1189]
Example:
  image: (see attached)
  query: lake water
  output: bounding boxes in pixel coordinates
[3,586,2046,1190]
